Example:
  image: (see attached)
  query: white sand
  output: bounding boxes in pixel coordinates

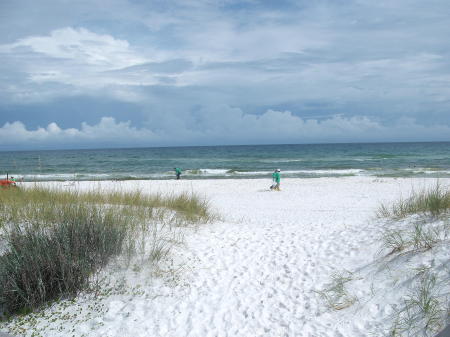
[1,177,449,337]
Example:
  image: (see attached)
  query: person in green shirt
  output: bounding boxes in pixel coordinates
[270,170,276,190]
[270,169,281,191]
[174,167,182,180]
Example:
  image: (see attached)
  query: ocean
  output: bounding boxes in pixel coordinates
[0,142,449,181]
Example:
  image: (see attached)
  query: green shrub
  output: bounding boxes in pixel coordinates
[0,204,127,315]
[0,185,213,315]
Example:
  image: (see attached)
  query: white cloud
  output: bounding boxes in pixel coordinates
[1,112,448,150]
[0,117,157,147]
[4,27,145,68]
[0,27,160,100]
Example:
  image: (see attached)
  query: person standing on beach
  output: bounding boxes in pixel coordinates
[273,169,281,191]
[174,167,182,180]
[270,170,277,190]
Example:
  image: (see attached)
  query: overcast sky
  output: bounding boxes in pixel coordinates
[0,0,449,150]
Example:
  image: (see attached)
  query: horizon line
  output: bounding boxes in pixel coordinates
[1,140,449,153]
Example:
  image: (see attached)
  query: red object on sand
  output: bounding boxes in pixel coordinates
[0,180,15,187]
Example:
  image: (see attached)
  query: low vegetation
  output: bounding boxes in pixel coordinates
[379,182,450,336]
[391,272,447,337]
[318,181,449,337]
[0,185,213,316]
[0,186,213,227]
[382,223,444,255]
[316,271,357,310]
[378,183,450,219]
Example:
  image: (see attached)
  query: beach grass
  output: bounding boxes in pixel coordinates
[382,223,443,255]
[391,272,447,337]
[0,186,214,226]
[378,182,450,219]
[382,229,408,255]
[0,185,213,316]
[316,271,357,310]
[377,182,450,335]
[0,206,127,315]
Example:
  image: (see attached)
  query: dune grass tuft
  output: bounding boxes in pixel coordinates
[377,182,450,335]
[378,182,450,219]
[391,272,447,337]
[382,229,408,255]
[316,271,357,310]
[0,186,214,227]
[0,207,127,314]
[0,185,213,316]
[382,223,443,255]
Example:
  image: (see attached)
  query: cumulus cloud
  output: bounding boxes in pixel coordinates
[1,112,449,150]
[2,27,145,67]
[0,117,159,149]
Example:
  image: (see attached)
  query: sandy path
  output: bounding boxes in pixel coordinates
[167,179,368,336]
[84,177,430,337]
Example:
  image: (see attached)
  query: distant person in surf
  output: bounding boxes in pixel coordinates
[270,169,281,191]
[270,170,277,190]
[174,167,182,180]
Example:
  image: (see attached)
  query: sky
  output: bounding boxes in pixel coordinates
[0,0,449,150]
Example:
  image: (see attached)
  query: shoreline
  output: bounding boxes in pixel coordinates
[22,175,450,183]
[9,169,450,183]
[23,176,450,196]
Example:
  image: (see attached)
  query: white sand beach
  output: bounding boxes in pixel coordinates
[2,177,449,337]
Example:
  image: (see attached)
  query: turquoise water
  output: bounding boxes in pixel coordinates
[0,142,449,181]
